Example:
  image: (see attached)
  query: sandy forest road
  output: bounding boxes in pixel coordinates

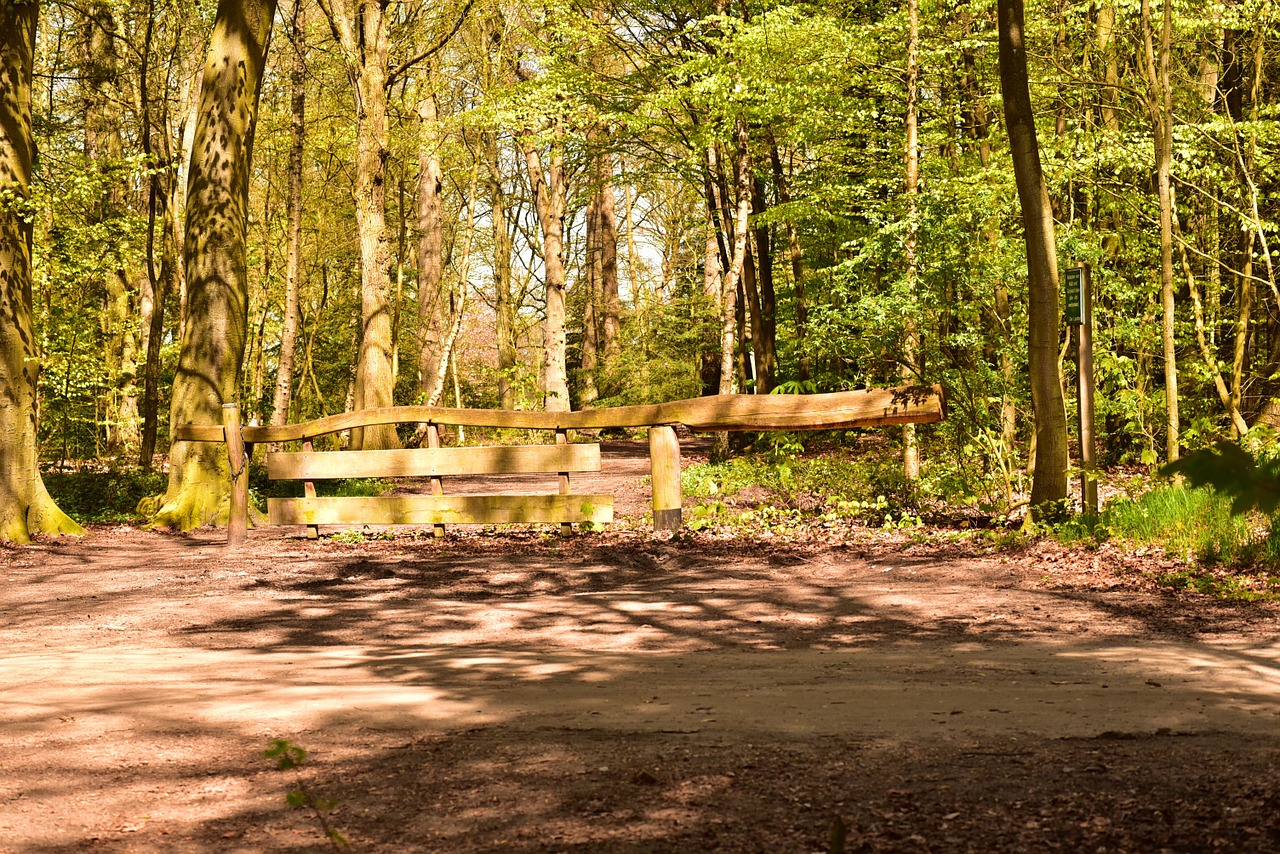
[1,443,1279,851]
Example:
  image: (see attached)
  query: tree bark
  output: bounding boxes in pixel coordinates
[712,119,753,461]
[0,1,84,542]
[1141,0,1179,461]
[146,0,277,530]
[997,0,1068,514]
[318,0,398,449]
[523,135,571,412]
[271,0,307,428]
[483,131,518,409]
[748,174,776,393]
[902,0,921,480]
[415,79,447,404]
[769,143,806,383]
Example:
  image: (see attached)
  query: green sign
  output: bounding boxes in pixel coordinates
[1063,267,1083,325]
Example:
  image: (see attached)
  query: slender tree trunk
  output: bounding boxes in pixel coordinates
[523,136,571,412]
[424,168,479,408]
[0,2,83,542]
[415,80,447,403]
[83,0,141,457]
[997,0,1068,514]
[271,0,307,428]
[581,155,602,407]
[146,0,277,530]
[769,143,806,382]
[1141,0,1179,460]
[481,131,517,409]
[712,118,753,461]
[701,206,723,396]
[748,175,776,393]
[902,0,921,480]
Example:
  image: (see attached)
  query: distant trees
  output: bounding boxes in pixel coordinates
[1,0,1278,533]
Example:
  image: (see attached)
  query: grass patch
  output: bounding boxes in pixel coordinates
[43,467,169,524]
[681,446,916,524]
[1053,484,1280,577]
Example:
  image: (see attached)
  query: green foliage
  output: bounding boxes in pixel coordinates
[42,467,168,524]
[1052,485,1278,570]
[1162,441,1280,516]
[263,739,351,852]
[681,442,919,524]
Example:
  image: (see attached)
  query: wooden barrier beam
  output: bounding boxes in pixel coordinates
[268,494,614,527]
[175,385,944,445]
[265,444,602,480]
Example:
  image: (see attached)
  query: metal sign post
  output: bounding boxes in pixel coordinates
[1064,266,1097,514]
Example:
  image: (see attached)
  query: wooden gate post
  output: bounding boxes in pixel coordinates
[556,429,572,536]
[649,425,682,531]
[427,424,446,538]
[222,403,249,547]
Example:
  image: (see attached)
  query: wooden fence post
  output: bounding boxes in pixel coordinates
[649,424,682,531]
[427,423,445,538]
[222,403,249,547]
[301,438,319,539]
[556,428,572,536]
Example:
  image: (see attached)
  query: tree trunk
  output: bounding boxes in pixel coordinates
[0,2,83,542]
[748,175,777,393]
[482,130,517,409]
[1141,0,1179,461]
[318,0,398,449]
[769,143,807,383]
[902,0,921,480]
[581,153,602,407]
[271,0,307,428]
[712,119,753,461]
[146,0,278,530]
[83,0,141,457]
[523,136,571,412]
[997,0,1068,515]
[415,81,447,404]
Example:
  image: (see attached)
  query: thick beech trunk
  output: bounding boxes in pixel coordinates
[997,0,1068,514]
[0,2,83,542]
[147,0,277,530]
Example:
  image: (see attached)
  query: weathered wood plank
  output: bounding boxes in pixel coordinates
[265,444,602,480]
[649,425,682,531]
[175,385,944,444]
[267,494,614,526]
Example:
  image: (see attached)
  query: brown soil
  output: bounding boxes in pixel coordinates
[2,441,1279,852]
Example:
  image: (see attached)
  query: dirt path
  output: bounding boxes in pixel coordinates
[2,442,1279,851]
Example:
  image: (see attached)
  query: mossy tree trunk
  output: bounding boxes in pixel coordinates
[318,0,399,450]
[0,1,83,543]
[146,0,277,530]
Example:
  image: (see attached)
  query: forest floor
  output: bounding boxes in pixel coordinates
[2,441,1279,853]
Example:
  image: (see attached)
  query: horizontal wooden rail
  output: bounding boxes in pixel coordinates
[177,385,943,444]
[269,494,614,527]
[266,444,601,481]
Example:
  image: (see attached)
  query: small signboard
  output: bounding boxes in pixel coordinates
[1063,267,1084,325]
